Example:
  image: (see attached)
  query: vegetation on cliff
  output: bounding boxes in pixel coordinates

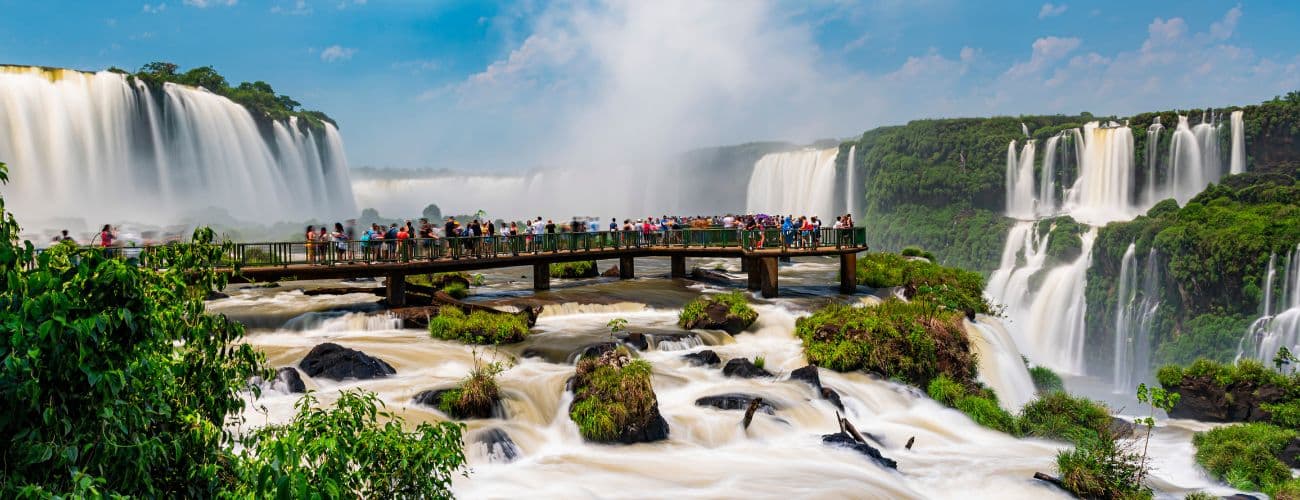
[125,61,336,130]
[1192,423,1300,497]
[857,251,992,317]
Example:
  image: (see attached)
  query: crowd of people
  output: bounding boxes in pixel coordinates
[299,212,857,264]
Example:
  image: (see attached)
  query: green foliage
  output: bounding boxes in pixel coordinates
[857,252,992,317]
[864,203,1012,273]
[569,349,658,442]
[900,246,936,261]
[1038,216,1085,267]
[797,300,978,389]
[1153,313,1250,366]
[428,307,529,344]
[132,61,335,130]
[443,281,469,299]
[678,291,758,328]
[549,260,597,279]
[233,390,466,498]
[1056,437,1151,500]
[1029,365,1066,394]
[1019,392,1112,444]
[926,375,1019,434]
[753,355,766,370]
[438,358,503,419]
[1157,358,1294,392]
[1193,423,1297,495]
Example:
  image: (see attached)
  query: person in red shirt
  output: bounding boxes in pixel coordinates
[396,225,410,259]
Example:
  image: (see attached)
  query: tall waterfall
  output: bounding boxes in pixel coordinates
[1230,110,1246,174]
[1004,140,1037,219]
[745,148,839,218]
[1239,245,1300,366]
[0,66,355,229]
[1037,134,1062,216]
[1143,118,1163,206]
[1066,122,1136,225]
[1112,244,1161,392]
[844,145,857,218]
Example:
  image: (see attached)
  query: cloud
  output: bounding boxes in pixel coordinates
[1004,36,1081,78]
[183,0,236,7]
[1038,3,1067,19]
[271,0,310,15]
[842,32,870,53]
[320,45,357,62]
[1208,5,1241,41]
[142,3,167,14]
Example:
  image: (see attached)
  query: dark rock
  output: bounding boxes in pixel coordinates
[206,291,230,300]
[1281,437,1300,469]
[821,387,845,411]
[681,301,755,335]
[387,305,441,329]
[624,332,649,351]
[790,365,823,391]
[1108,417,1135,439]
[822,432,897,469]
[412,389,450,407]
[569,350,670,444]
[695,393,777,414]
[683,350,721,367]
[601,266,621,277]
[412,388,499,419]
[1222,495,1265,500]
[303,286,384,296]
[1166,374,1285,422]
[620,411,670,444]
[477,428,521,463]
[570,342,620,363]
[272,367,306,394]
[723,358,773,379]
[689,267,735,285]
[298,342,396,380]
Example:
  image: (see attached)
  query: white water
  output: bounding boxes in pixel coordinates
[1230,110,1246,174]
[845,145,857,218]
[1166,115,1225,205]
[966,316,1036,411]
[0,66,355,229]
[1143,119,1164,206]
[1005,140,1037,219]
[1240,244,1300,366]
[1065,123,1136,225]
[745,148,840,218]
[1112,245,1161,393]
[1037,135,1061,217]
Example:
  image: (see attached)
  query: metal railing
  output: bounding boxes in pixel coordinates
[48,227,867,269]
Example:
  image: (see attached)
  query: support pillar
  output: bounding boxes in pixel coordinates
[619,257,635,280]
[745,257,761,291]
[533,263,551,291]
[839,252,858,295]
[740,257,753,273]
[759,257,779,298]
[670,255,686,278]
[385,273,407,307]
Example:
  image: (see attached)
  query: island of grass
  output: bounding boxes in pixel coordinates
[428,307,529,344]
[568,347,669,443]
[678,291,758,334]
[549,261,599,279]
[408,272,481,299]
[856,251,990,319]
[1156,358,1299,423]
[415,362,502,420]
[1192,422,1300,497]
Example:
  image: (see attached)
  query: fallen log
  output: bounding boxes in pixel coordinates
[1033,472,1068,493]
[905,436,915,450]
[742,397,764,430]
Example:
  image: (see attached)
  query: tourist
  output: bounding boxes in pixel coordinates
[333,222,349,261]
[317,227,331,263]
[305,225,316,264]
[384,224,399,261]
[359,225,373,262]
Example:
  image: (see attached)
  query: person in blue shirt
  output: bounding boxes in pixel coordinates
[781,216,794,247]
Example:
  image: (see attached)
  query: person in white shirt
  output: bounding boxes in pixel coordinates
[722,215,735,229]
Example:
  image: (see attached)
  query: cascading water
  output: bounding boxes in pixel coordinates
[1005,140,1037,219]
[1230,110,1246,174]
[966,316,1037,411]
[1066,122,1136,224]
[745,148,839,218]
[1239,245,1300,366]
[844,145,857,218]
[1143,118,1163,206]
[1037,135,1061,217]
[1112,245,1161,392]
[0,66,355,229]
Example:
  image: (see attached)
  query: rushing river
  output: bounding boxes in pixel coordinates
[212,257,1238,499]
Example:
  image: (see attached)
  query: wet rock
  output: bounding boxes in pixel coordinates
[476,428,521,463]
[601,266,621,277]
[1108,417,1135,439]
[298,342,396,381]
[623,332,649,351]
[821,387,845,411]
[681,300,756,335]
[569,348,670,444]
[569,342,620,363]
[1166,374,1285,422]
[1281,437,1300,469]
[272,367,306,394]
[412,388,498,420]
[822,432,897,469]
[722,358,773,379]
[412,389,449,407]
[683,350,721,367]
[206,290,230,300]
[1222,495,1265,500]
[790,365,823,391]
[695,393,777,414]
[387,305,441,329]
[303,286,383,296]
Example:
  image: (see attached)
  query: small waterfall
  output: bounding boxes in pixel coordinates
[0,66,355,228]
[1021,122,1030,138]
[1168,116,1208,205]
[1240,245,1300,366]
[1067,122,1136,224]
[1112,245,1161,393]
[1144,118,1163,205]
[966,316,1037,411]
[1193,115,1223,184]
[844,145,857,217]
[745,148,839,218]
[1037,134,1061,216]
[1005,140,1037,219]
[1230,110,1246,174]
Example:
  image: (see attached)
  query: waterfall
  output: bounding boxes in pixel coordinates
[1020,122,1030,138]
[844,145,857,218]
[1066,122,1136,224]
[966,316,1037,411]
[1005,140,1037,219]
[1167,116,1210,205]
[1112,244,1161,393]
[1037,134,1060,216]
[1144,119,1163,206]
[745,148,839,218]
[1230,110,1246,174]
[1240,245,1300,366]
[0,66,355,229]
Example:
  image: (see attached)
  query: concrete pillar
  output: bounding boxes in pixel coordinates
[745,258,761,291]
[670,255,687,278]
[385,273,407,307]
[619,256,635,280]
[839,252,858,295]
[759,257,779,298]
[533,263,551,291]
[740,257,753,273]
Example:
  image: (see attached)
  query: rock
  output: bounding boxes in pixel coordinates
[822,432,897,469]
[412,389,449,407]
[298,342,396,380]
[681,301,755,335]
[821,387,845,411]
[723,358,773,379]
[1280,437,1300,469]
[689,267,734,285]
[303,286,384,296]
[569,348,670,444]
[601,266,621,277]
[1108,417,1135,439]
[570,342,620,363]
[412,388,498,419]
[206,290,229,300]
[790,365,823,391]
[624,332,649,351]
[1166,374,1285,422]
[272,367,306,394]
[387,305,441,329]
[695,393,777,414]
[476,428,521,463]
[683,350,721,367]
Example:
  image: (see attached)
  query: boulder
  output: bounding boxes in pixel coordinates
[476,428,521,463]
[683,350,721,367]
[822,432,897,469]
[412,388,498,420]
[1281,438,1300,469]
[387,305,441,329]
[789,365,823,391]
[695,393,777,414]
[1166,375,1285,422]
[601,266,621,277]
[681,301,755,335]
[272,367,306,394]
[623,332,649,351]
[569,348,669,444]
[821,387,845,411]
[723,358,773,379]
[1108,417,1135,439]
[298,342,396,380]
[570,342,620,363]
[206,290,230,300]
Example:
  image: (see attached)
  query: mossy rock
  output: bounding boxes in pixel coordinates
[549,261,599,279]
[568,348,669,444]
[428,307,530,344]
[678,291,758,334]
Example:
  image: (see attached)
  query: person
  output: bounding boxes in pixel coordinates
[54,229,74,245]
[418,218,434,258]
[304,225,316,264]
[317,227,331,263]
[723,214,735,229]
[384,223,399,260]
[333,222,349,261]
[780,216,793,248]
[359,225,373,261]
[811,216,822,248]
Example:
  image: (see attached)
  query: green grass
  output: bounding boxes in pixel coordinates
[409,272,477,298]
[678,291,758,329]
[437,362,502,419]
[568,349,658,442]
[1019,392,1112,444]
[900,246,937,262]
[1055,437,1151,500]
[549,261,597,279]
[428,307,529,344]
[753,355,766,370]
[1157,358,1294,390]
[1029,365,1065,394]
[1193,423,1297,495]
[856,252,991,317]
[442,281,469,299]
[926,375,1019,434]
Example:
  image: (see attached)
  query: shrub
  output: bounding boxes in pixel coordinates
[428,307,529,344]
[1056,438,1150,500]
[549,261,598,279]
[753,355,766,370]
[1020,392,1111,444]
[568,348,663,443]
[900,246,936,261]
[442,281,469,299]
[678,291,759,330]
[1193,423,1297,495]
[926,375,1018,434]
[1029,365,1066,394]
[796,300,977,388]
[856,252,991,317]
[438,361,503,419]
[233,390,466,498]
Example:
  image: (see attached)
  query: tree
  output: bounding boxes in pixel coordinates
[139,61,178,79]
[423,203,443,221]
[181,66,228,92]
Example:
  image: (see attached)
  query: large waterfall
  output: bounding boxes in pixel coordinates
[991,114,1245,380]
[745,148,839,218]
[1239,244,1300,366]
[844,145,857,218]
[0,66,355,230]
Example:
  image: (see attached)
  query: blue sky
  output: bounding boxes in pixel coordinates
[2,0,1298,171]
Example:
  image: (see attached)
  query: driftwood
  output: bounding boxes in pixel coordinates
[905,436,915,450]
[742,397,764,430]
[835,411,868,444]
[1033,472,1068,492]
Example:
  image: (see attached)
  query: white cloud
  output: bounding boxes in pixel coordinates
[392,59,439,74]
[1038,3,1067,19]
[142,3,167,14]
[320,45,357,62]
[1004,36,1081,78]
[272,0,310,15]
[1208,5,1241,41]
[183,0,236,7]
